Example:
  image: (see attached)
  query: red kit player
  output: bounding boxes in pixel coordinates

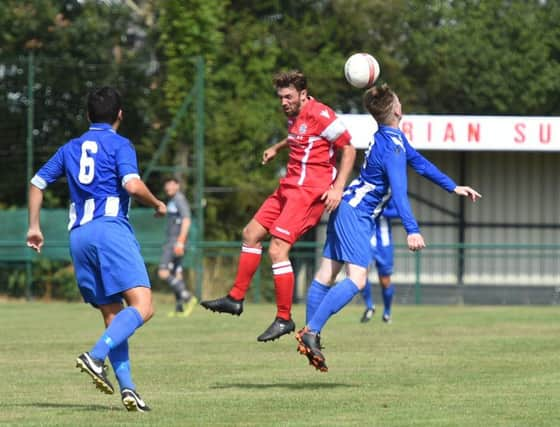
[201,70,356,342]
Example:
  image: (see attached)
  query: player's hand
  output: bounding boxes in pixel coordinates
[154,200,167,217]
[454,186,481,202]
[262,147,277,165]
[321,186,343,213]
[173,242,185,257]
[407,233,425,252]
[26,228,44,253]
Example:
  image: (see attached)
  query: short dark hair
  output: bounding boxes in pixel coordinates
[87,86,122,124]
[272,70,307,92]
[163,176,179,184]
[363,84,395,125]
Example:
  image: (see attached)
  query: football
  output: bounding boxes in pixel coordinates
[344,53,380,89]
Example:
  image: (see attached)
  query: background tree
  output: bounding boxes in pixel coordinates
[0,0,154,207]
[1,0,560,238]
[402,0,560,114]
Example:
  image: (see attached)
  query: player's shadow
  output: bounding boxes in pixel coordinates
[8,402,116,411]
[211,382,354,390]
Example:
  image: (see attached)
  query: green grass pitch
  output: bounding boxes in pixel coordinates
[1,296,559,426]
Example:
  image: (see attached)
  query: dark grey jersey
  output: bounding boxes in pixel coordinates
[166,192,191,240]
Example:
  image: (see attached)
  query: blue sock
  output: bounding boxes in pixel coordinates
[308,278,359,333]
[382,284,395,316]
[90,307,144,361]
[361,280,374,310]
[108,340,135,391]
[305,280,331,323]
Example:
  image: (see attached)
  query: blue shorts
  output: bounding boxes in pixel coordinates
[322,201,375,268]
[69,217,150,306]
[372,216,394,276]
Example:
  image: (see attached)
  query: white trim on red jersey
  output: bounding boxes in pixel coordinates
[283,98,352,188]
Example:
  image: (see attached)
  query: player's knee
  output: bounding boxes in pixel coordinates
[241,228,261,247]
[268,239,291,263]
[314,270,335,286]
[102,311,118,328]
[379,275,391,288]
[124,287,155,322]
[353,277,367,290]
[241,220,266,246]
[144,304,155,322]
[158,269,169,280]
[267,245,281,262]
[347,269,368,289]
[137,301,154,322]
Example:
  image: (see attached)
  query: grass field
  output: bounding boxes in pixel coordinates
[1,296,560,426]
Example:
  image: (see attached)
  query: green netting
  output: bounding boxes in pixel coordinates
[0,54,162,209]
[0,208,196,266]
[0,210,30,261]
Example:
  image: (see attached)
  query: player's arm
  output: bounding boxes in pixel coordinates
[177,217,191,244]
[262,138,288,165]
[380,199,399,219]
[117,141,166,216]
[173,217,191,257]
[404,139,481,202]
[385,149,425,251]
[174,196,192,256]
[124,177,166,216]
[26,149,65,253]
[322,143,356,213]
[404,138,456,191]
[27,184,45,253]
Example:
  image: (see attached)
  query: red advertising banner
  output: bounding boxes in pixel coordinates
[341,114,560,151]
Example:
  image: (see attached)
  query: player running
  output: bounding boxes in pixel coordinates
[158,177,197,317]
[201,70,356,342]
[296,84,481,371]
[26,87,166,411]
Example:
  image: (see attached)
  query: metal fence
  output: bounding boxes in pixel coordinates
[3,208,560,304]
[3,54,560,304]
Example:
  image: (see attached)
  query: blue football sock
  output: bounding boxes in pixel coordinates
[382,284,395,316]
[308,278,359,333]
[305,279,331,323]
[361,280,374,310]
[90,306,144,361]
[108,340,135,391]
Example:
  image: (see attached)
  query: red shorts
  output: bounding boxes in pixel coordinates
[254,184,327,244]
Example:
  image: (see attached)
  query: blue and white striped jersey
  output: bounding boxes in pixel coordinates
[343,125,421,235]
[31,123,140,230]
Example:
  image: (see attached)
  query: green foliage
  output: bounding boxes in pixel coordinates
[39,259,80,300]
[2,0,560,237]
[403,0,560,114]
[0,1,59,54]
[157,0,285,239]
[0,259,79,300]
[0,0,155,207]
[5,268,27,298]
[158,0,227,110]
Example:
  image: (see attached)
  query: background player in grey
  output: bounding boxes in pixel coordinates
[158,177,197,316]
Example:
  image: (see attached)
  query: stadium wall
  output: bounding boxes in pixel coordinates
[312,115,560,304]
[313,149,560,304]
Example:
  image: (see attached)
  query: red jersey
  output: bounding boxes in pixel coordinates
[283,98,352,189]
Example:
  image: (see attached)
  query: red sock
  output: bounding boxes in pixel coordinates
[272,261,294,320]
[228,245,262,300]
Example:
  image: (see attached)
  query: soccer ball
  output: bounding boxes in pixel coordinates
[344,53,380,89]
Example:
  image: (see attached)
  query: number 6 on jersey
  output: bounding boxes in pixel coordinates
[78,140,98,184]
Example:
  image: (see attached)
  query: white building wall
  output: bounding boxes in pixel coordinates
[375,151,560,286]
